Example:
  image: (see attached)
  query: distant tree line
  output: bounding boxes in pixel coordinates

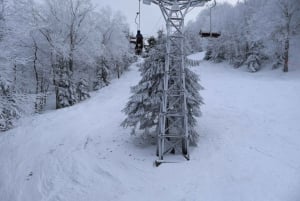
[185,0,300,72]
[0,0,134,131]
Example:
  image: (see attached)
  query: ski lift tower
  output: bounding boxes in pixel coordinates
[143,0,210,165]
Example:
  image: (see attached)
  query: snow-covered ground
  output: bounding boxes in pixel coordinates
[1,51,300,201]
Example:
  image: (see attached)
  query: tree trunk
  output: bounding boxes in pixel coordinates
[40,77,49,109]
[12,63,17,93]
[50,53,60,110]
[116,63,120,79]
[283,3,292,73]
[283,19,290,72]
[283,37,289,72]
[33,43,41,113]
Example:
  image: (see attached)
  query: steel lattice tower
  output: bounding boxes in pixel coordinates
[143,0,210,165]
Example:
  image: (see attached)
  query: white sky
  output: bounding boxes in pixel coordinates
[91,0,238,37]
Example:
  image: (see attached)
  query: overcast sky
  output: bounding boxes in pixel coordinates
[91,0,238,37]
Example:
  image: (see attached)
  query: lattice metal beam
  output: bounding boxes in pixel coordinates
[143,0,210,165]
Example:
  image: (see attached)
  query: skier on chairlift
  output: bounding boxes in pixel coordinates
[135,30,143,55]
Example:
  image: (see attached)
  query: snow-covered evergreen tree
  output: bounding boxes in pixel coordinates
[94,56,110,90]
[122,31,203,144]
[121,31,165,135]
[54,58,77,109]
[76,78,90,101]
[0,78,20,131]
[244,41,266,72]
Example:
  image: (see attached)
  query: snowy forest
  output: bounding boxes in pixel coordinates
[185,0,300,72]
[0,0,135,131]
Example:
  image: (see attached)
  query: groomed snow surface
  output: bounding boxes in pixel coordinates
[1,51,300,201]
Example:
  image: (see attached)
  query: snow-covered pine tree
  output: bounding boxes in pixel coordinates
[185,65,203,144]
[245,41,266,72]
[76,78,90,101]
[0,1,21,131]
[122,31,203,145]
[54,58,77,109]
[94,56,110,90]
[121,31,165,136]
[0,78,20,131]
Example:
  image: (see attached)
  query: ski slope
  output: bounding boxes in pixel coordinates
[1,53,300,201]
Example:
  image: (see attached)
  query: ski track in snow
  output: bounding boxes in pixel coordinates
[1,55,300,201]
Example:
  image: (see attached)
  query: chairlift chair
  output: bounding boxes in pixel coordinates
[200,30,220,38]
[200,0,220,38]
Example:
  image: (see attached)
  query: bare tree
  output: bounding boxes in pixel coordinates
[276,0,300,72]
[33,0,93,109]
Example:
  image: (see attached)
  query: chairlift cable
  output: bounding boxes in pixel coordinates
[139,0,141,30]
[209,0,216,37]
[134,0,144,55]
[135,0,141,31]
